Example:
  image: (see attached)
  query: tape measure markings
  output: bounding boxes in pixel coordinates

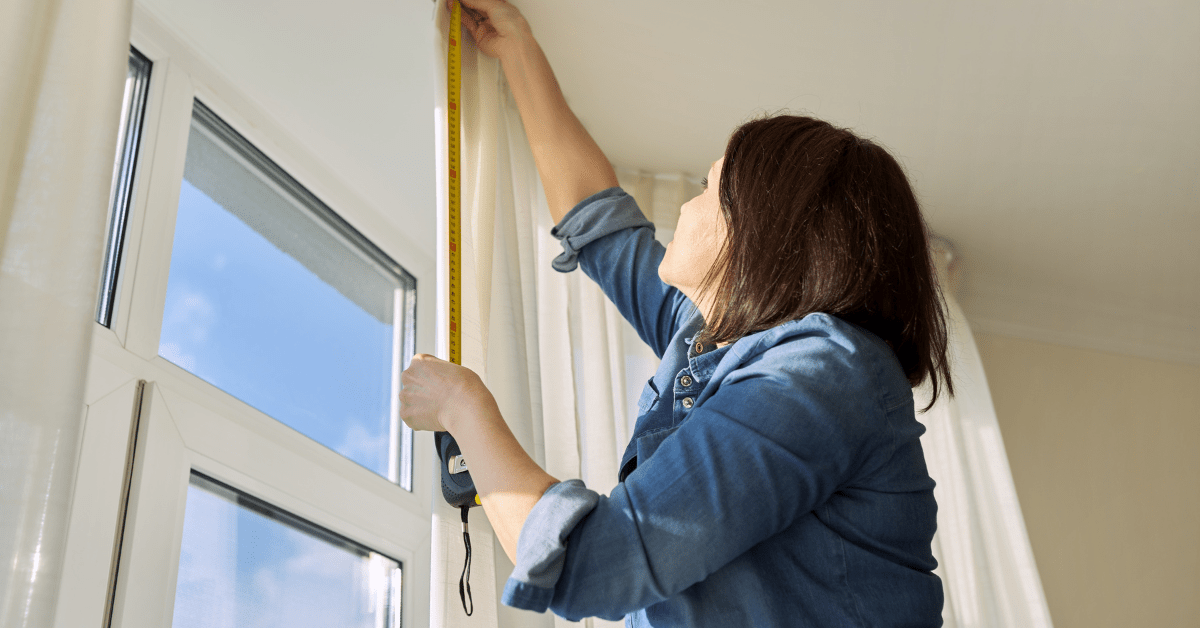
[447,1,462,366]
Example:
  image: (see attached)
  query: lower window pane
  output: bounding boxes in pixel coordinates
[173,473,401,628]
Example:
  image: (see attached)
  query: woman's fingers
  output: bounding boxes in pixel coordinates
[399,354,490,433]
[399,354,451,432]
[451,0,528,59]
[454,0,502,31]
[459,12,494,49]
[459,2,487,27]
[458,0,507,15]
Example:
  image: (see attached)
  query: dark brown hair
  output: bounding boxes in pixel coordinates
[698,115,952,408]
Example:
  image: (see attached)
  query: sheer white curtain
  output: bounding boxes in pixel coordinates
[0,0,132,625]
[432,5,556,626]
[920,242,1055,628]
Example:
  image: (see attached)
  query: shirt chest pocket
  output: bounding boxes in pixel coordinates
[636,425,680,463]
[636,378,660,415]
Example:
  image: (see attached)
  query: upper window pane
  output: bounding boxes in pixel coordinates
[160,102,415,486]
[96,47,152,326]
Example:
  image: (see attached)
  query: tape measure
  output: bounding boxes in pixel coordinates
[439,1,479,511]
[443,4,477,616]
[447,0,462,366]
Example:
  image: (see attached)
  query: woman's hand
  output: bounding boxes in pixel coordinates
[399,353,492,434]
[456,0,531,60]
[401,352,557,563]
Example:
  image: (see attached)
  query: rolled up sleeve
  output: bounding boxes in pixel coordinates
[550,187,654,272]
[502,480,600,612]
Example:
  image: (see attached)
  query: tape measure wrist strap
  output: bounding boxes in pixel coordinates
[459,505,474,616]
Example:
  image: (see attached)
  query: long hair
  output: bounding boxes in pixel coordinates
[698,115,952,408]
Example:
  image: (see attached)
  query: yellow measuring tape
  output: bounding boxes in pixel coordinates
[444,4,479,613]
[447,1,462,366]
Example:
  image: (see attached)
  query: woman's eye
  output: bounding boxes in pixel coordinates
[700,177,708,190]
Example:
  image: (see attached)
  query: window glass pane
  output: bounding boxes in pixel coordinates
[160,102,415,485]
[97,47,152,326]
[173,473,401,628]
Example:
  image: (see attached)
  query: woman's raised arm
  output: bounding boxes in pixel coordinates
[458,0,619,222]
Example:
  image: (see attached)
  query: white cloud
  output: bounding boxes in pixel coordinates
[334,421,390,474]
[159,342,197,372]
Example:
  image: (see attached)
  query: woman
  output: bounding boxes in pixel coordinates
[400,0,950,625]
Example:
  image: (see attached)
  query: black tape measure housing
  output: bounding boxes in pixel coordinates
[436,431,478,508]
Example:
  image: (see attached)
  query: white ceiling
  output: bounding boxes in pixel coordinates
[140,0,1200,364]
[523,0,1200,364]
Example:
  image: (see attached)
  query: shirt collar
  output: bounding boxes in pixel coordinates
[684,335,730,382]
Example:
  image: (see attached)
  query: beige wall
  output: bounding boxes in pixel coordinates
[974,333,1200,628]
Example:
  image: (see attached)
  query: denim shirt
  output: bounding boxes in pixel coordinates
[502,188,943,627]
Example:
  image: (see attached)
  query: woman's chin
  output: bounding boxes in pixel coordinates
[657,263,675,288]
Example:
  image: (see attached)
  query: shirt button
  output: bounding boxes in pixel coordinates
[680,375,693,387]
[681,397,694,409]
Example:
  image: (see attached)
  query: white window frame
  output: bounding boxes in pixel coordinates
[55,6,436,628]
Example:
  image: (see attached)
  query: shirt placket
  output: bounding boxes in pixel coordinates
[673,338,724,424]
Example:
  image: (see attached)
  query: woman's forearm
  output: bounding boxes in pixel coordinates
[446,390,557,564]
[498,29,619,223]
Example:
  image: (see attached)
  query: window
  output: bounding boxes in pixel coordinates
[173,472,402,628]
[63,12,434,628]
[96,47,152,327]
[159,102,416,488]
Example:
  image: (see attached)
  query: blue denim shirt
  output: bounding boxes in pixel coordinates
[502,188,943,627]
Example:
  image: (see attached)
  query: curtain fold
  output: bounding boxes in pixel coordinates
[0,0,132,625]
[919,243,1055,628]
